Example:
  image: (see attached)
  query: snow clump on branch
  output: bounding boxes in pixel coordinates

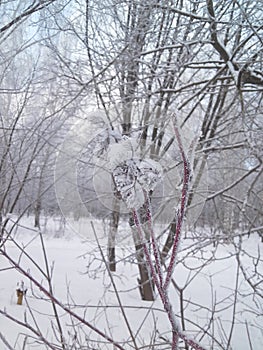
[108,137,163,209]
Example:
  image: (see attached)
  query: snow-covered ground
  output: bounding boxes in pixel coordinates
[0,216,262,349]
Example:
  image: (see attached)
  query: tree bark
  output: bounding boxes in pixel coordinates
[131,217,155,301]
[108,200,120,272]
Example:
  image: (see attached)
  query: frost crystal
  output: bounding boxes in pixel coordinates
[113,158,162,209]
[92,130,163,209]
[137,159,162,192]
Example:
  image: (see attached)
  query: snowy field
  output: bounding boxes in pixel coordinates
[0,216,262,349]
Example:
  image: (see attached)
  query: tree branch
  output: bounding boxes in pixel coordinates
[0,1,57,34]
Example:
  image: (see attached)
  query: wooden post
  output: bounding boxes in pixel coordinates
[16,290,24,305]
[16,281,27,305]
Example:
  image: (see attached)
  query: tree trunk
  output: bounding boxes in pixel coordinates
[34,199,41,228]
[131,224,155,301]
[108,200,120,272]
[161,218,176,262]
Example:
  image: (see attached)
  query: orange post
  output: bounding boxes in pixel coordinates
[16,281,27,305]
[16,289,24,305]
